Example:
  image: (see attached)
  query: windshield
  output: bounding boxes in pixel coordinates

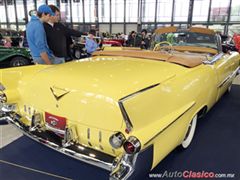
[151,32,218,50]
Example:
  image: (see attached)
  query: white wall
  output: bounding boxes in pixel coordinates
[99,24,110,33]
[126,24,138,34]
[112,24,124,33]
[99,23,138,34]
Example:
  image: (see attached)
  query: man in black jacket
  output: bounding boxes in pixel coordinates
[140,29,150,49]
[43,5,85,62]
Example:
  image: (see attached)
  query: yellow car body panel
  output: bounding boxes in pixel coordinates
[1,27,240,179]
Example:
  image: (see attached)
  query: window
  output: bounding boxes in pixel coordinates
[192,0,210,22]
[18,25,26,31]
[210,0,230,22]
[157,0,173,22]
[98,0,110,22]
[26,0,35,21]
[230,0,240,21]
[7,0,16,23]
[72,0,83,22]
[0,0,7,23]
[112,0,124,22]
[60,0,71,22]
[173,0,189,22]
[84,0,95,22]
[142,24,155,33]
[208,24,224,33]
[37,0,45,7]
[228,25,240,36]
[142,0,155,22]
[16,0,25,23]
[126,0,138,22]
[48,0,57,5]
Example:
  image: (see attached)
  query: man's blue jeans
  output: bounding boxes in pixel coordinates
[33,56,65,64]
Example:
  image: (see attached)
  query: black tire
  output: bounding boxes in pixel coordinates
[9,56,30,67]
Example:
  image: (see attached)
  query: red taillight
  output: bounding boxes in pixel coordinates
[123,136,141,154]
[123,142,135,154]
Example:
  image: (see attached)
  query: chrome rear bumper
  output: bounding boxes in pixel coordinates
[0,114,114,171]
[0,111,142,180]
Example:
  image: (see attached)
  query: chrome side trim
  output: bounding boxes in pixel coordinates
[203,53,224,65]
[118,83,160,132]
[237,67,240,75]
[144,102,196,146]
[0,83,5,91]
[99,131,102,143]
[218,67,240,88]
[0,115,114,171]
[118,101,133,133]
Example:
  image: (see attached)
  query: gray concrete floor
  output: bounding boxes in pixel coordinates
[0,123,22,149]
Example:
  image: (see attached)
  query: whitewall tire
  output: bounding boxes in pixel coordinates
[182,115,197,149]
[227,84,232,93]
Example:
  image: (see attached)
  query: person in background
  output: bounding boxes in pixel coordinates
[127,31,141,47]
[44,5,85,62]
[140,29,150,49]
[4,37,12,48]
[85,29,98,56]
[26,5,56,64]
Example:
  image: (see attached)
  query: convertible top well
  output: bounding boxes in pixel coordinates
[93,50,208,68]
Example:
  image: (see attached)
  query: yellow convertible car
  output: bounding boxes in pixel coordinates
[0,27,239,179]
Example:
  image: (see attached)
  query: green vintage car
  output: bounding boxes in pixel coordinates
[0,46,32,67]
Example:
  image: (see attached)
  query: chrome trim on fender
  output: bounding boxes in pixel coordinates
[203,53,224,65]
[218,67,240,88]
[119,83,160,133]
[144,102,196,146]
[118,101,133,132]
[237,67,240,75]
[0,83,5,91]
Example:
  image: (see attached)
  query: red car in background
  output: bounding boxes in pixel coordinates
[233,34,240,52]
[101,39,122,47]
[71,36,122,59]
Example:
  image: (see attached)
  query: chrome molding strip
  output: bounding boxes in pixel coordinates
[0,116,114,171]
[119,83,160,102]
[218,67,240,88]
[144,103,196,146]
[118,83,160,133]
[118,101,133,132]
[203,53,224,65]
[45,124,65,134]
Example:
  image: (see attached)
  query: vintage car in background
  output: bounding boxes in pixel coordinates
[0,46,32,67]
[220,33,240,53]
[0,27,239,179]
[0,28,24,47]
[72,36,122,59]
[233,33,240,52]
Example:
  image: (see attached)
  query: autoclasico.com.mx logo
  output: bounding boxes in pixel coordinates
[149,170,236,179]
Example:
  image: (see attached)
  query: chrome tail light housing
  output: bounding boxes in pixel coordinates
[123,136,141,154]
[109,132,126,149]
